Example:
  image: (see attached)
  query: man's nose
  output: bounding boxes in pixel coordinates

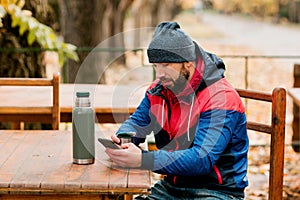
[154,67,166,79]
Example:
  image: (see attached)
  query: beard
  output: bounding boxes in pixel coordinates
[160,64,190,94]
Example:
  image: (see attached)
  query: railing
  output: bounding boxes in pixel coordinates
[1,47,300,88]
[219,55,300,89]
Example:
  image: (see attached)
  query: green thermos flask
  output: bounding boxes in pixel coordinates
[72,92,95,164]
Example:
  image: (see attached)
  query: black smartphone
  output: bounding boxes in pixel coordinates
[98,138,121,149]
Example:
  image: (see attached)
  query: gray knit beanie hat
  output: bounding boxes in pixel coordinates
[147,22,196,63]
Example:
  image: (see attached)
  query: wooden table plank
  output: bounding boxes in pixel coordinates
[80,161,110,190]
[0,131,43,188]
[10,134,46,188]
[0,194,108,199]
[108,166,128,192]
[0,131,14,147]
[10,132,63,190]
[41,163,72,191]
[0,132,25,168]
[41,131,73,191]
[128,169,151,190]
[80,141,110,190]
[64,164,87,191]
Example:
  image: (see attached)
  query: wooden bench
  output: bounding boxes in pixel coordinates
[0,73,60,130]
[236,87,286,200]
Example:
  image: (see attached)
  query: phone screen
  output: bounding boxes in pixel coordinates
[98,138,121,149]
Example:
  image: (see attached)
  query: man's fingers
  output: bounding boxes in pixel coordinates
[111,135,121,144]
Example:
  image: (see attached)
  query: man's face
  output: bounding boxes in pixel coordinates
[153,62,190,94]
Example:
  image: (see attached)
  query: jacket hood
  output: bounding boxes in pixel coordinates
[174,41,225,100]
[194,42,225,92]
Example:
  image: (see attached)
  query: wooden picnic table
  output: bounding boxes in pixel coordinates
[0,130,151,199]
[0,83,147,124]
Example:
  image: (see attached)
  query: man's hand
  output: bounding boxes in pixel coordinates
[105,143,142,168]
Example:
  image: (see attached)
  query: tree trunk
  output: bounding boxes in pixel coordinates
[131,0,182,48]
[102,0,134,67]
[58,0,106,84]
[58,0,134,84]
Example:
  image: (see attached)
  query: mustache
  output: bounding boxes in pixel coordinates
[159,77,173,82]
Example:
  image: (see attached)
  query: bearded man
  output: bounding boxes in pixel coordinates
[105,22,248,200]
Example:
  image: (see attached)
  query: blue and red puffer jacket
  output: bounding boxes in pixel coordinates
[116,42,248,196]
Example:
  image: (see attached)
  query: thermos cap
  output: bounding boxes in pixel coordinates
[76,92,90,97]
[75,92,91,107]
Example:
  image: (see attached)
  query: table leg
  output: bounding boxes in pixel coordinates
[124,194,133,200]
[11,122,23,130]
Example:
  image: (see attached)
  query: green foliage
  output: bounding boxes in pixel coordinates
[0,0,78,67]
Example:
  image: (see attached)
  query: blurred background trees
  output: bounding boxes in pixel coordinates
[57,0,136,84]
[211,0,300,23]
[0,0,183,83]
[1,0,300,82]
[57,0,183,84]
[0,0,78,78]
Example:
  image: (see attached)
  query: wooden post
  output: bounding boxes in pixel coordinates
[269,87,286,200]
[293,64,300,152]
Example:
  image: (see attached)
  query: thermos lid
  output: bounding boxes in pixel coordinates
[76,92,90,97]
[75,92,91,107]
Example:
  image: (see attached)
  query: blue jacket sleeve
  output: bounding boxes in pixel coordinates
[116,93,153,145]
[143,109,246,176]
